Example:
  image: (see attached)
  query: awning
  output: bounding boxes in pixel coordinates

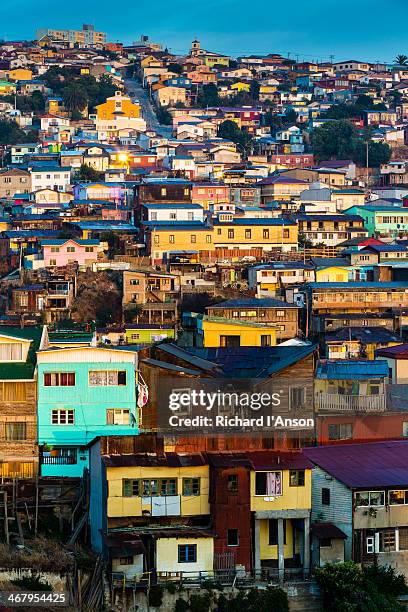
[310,522,347,540]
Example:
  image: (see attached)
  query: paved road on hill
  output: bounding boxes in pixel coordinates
[123,77,173,138]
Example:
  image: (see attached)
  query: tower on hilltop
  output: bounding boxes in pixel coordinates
[191,38,201,57]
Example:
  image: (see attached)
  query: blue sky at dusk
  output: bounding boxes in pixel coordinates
[1,0,407,62]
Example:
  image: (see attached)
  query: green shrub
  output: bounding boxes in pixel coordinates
[189,592,211,612]
[174,598,189,612]
[149,584,164,607]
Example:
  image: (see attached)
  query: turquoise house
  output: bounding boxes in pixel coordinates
[36,346,139,477]
[344,204,408,237]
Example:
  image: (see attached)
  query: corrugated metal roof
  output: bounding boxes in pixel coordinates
[315,359,389,380]
[305,440,408,488]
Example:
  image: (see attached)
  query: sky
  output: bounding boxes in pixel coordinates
[0,0,407,63]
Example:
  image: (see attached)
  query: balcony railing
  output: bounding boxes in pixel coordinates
[40,449,77,465]
[315,393,386,412]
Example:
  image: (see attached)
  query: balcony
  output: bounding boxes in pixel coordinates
[40,448,77,465]
[315,393,386,412]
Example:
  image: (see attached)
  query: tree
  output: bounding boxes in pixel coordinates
[315,561,407,612]
[0,120,37,145]
[217,119,253,155]
[156,106,172,125]
[71,271,122,326]
[197,83,220,108]
[250,79,260,100]
[395,54,408,65]
[62,83,88,114]
[312,119,391,167]
[77,164,104,182]
[168,63,183,75]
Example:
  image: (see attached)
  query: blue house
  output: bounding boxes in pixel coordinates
[36,346,139,477]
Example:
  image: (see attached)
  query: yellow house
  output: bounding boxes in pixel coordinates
[230,82,250,92]
[250,455,312,577]
[213,219,298,253]
[95,90,141,120]
[8,68,33,82]
[106,460,210,519]
[148,225,214,263]
[202,316,277,347]
[315,266,350,283]
[0,218,11,232]
[0,81,16,95]
[331,189,366,211]
[156,536,214,576]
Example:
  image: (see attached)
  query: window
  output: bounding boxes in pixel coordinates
[228,229,234,239]
[389,490,408,505]
[183,478,200,496]
[283,229,290,239]
[227,528,239,546]
[88,370,126,386]
[178,544,197,563]
[220,335,240,348]
[255,471,282,496]
[227,474,238,492]
[206,235,212,243]
[66,246,75,253]
[154,235,159,244]
[151,212,157,220]
[290,387,306,409]
[119,556,133,565]
[320,538,332,548]
[191,235,196,243]
[5,422,26,441]
[0,343,23,361]
[276,310,285,317]
[170,212,176,220]
[289,470,305,487]
[106,409,130,425]
[85,246,94,253]
[3,382,26,402]
[169,234,175,244]
[322,488,330,505]
[50,246,60,253]
[51,409,74,425]
[261,334,271,347]
[131,334,140,340]
[269,519,286,545]
[328,423,353,441]
[44,372,75,387]
[49,259,57,266]
[130,279,140,286]
[123,479,140,497]
[263,229,269,239]
[355,491,385,507]
[161,478,177,495]
[245,229,251,239]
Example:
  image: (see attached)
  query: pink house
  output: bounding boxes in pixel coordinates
[41,239,102,268]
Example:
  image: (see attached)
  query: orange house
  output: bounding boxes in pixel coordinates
[95,91,141,120]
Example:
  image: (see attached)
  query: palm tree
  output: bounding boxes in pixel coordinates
[62,83,88,114]
[395,54,408,65]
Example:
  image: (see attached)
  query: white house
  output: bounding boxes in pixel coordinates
[142,203,204,223]
[29,166,72,192]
